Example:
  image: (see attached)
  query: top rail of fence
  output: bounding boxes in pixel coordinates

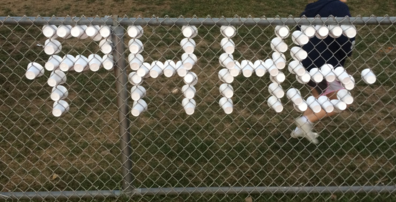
[0,16,395,26]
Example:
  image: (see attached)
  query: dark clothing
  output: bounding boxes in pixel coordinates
[300,0,354,94]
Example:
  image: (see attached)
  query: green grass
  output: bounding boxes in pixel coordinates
[1,1,396,201]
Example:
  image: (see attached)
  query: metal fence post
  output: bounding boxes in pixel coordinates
[112,16,134,192]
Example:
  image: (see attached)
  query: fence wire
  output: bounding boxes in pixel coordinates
[0,16,396,201]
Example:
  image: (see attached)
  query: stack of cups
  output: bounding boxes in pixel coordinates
[361,68,376,84]
[320,64,336,82]
[275,25,290,39]
[301,25,316,38]
[337,89,354,105]
[219,97,233,114]
[317,96,334,113]
[71,25,89,39]
[292,30,309,46]
[287,88,307,112]
[272,52,286,70]
[180,26,199,115]
[26,62,45,80]
[253,60,266,77]
[315,25,329,39]
[341,25,357,38]
[328,25,343,38]
[268,83,285,98]
[306,96,322,113]
[241,60,254,78]
[268,96,283,113]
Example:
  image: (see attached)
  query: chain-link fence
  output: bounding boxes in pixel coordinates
[0,16,396,201]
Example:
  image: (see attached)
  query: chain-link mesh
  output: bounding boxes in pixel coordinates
[0,16,396,201]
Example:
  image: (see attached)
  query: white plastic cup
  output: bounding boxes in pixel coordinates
[306,96,322,113]
[219,97,233,114]
[51,85,68,101]
[330,99,347,113]
[253,60,266,77]
[182,98,197,115]
[48,70,67,87]
[296,73,311,84]
[219,53,234,69]
[99,26,111,38]
[57,25,72,39]
[301,25,316,38]
[287,88,303,105]
[220,26,236,38]
[337,89,354,105]
[128,72,143,86]
[341,25,357,38]
[264,59,279,76]
[59,55,75,72]
[74,55,89,72]
[218,68,234,83]
[131,86,146,101]
[182,53,198,70]
[131,99,148,117]
[128,39,144,54]
[317,96,334,113]
[181,38,196,54]
[315,25,329,39]
[182,85,196,99]
[270,72,286,84]
[102,54,114,70]
[163,60,176,78]
[137,62,151,78]
[275,25,290,39]
[99,38,113,54]
[182,26,198,38]
[42,25,58,38]
[268,83,285,98]
[219,83,234,98]
[288,60,306,76]
[45,55,62,71]
[221,38,235,54]
[88,54,102,72]
[361,68,376,84]
[150,61,164,78]
[292,30,309,45]
[44,39,62,55]
[267,96,283,113]
[333,66,352,84]
[176,61,188,77]
[272,52,286,70]
[320,64,336,82]
[71,25,88,39]
[52,100,70,117]
[26,62,45,80]
[241,60,254,78]
[86,25,100,37]
[229,61,242,77]
[344,75,355,90]
[127,25,144,38]
[270,37,288,53]
[184,72,198,85]
[290,46,308,61]
[309,68,324,83]
[328,25,343,38]
[294,102,308,112]
[128,53,144,70]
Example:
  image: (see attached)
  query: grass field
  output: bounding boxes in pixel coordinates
[1,1,396,201]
